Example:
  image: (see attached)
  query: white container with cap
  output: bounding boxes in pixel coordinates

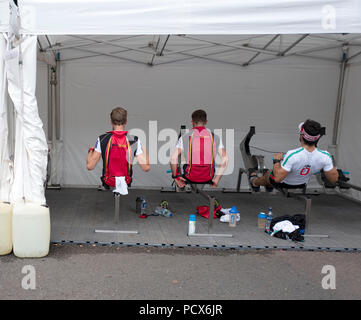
[12,202,51,258]
[188,214,196,235]
[0,202,12,255]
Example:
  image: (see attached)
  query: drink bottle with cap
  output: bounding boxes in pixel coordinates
[265,207,273,233]
[188,214,196,235]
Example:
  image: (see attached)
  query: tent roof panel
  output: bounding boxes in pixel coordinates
[19,0,361,35]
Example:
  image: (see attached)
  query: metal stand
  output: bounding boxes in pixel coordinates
[278,188,328,238]
[188,185,233,238]
[222,126,266,193]
[95,192,139,234]
[222,168,252,193]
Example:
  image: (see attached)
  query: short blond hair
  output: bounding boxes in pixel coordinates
[110,107,127,125]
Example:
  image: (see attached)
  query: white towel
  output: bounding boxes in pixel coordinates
[273,220,299,233]
[113,177,128,195]
[220,212,240,223]
[220,208,232,214]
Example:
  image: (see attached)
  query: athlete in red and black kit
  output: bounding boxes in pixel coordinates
[86,107,150,187]
[170,109,229,189]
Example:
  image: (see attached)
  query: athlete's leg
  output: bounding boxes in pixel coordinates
[251,170,273,187]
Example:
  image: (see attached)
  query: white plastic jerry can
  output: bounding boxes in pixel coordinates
[12,202,51,258]
[0,202,12,255]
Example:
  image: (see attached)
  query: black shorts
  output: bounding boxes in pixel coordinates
[268,170,306,189]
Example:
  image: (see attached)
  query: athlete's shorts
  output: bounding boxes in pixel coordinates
[268,170,306,189]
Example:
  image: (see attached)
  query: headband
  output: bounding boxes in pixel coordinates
[298,122,321,142]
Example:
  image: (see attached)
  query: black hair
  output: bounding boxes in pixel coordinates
[301,119,322,146]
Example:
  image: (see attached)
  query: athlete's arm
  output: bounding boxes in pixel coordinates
[211,147,229,188]
[136,145,150,172]
[324,167,339,184]
[170,147,187,188]
[321,152,339,184]
[86,148,101,170]
[271,152,289,183]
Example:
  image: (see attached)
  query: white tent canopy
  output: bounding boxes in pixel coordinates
[16,0,361,35]
[1,0,361,205]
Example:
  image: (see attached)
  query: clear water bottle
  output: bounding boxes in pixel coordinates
[161,209,173,218]
[154,206,173,218]
[265,207,273,233]
[141,198,147,216]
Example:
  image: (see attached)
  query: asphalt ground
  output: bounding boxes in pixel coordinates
[0,244,360,301]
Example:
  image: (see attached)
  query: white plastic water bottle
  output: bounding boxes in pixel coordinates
[161,208,173,218]
[188,214,196,235]
[154,207,173,217]
[229,206,238,227]
[265,207,273,233]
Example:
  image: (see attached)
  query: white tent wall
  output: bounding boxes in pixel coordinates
[0,33,12,202]
[337,60,361,201]
[6,35,48,204]
[5,60,47,188]
[52,56,339,189]
[36,62,48,140]
[0,0,9,33]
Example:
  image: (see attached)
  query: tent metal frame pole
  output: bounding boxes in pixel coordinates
[55,60,61,141]
[148,35,162,65]
[70,35,157,56]
[156,43,340,67]
[62,36,254,62]
[172,35,342,67]
[183,35,279,56]
[243,34,279,66]
[293,53,339,63]
[43,35,142,52]
[154,37,266,65]
[69,46,149,65]
[161,43,340,67]
[289,43,345,56]
[37,38,44,52]
[332,47,348,146]
[60,45,152,62]
[247,42,345,66]
[47,62,61,189]
[45,35,57,60]
[164,35,266,56]
[39,34,361,67]
[158,35,170,56]
[348,49,361,61]
[168,51,246,67]
[51,66,57,182]
[308,34,346,43]
[155,48,249,66]
[278,34,309,56]
[70,34,267,67]
[61,42,215,62]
